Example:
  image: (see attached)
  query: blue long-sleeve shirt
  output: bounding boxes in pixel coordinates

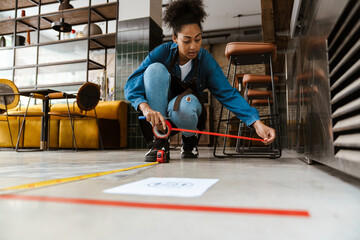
[124,41,260,126]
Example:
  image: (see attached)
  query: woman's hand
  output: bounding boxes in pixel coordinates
[252,120,276,145]
[139,103,167,131]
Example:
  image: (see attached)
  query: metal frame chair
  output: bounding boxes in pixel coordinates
[0,79,45,151]
[0,79,20,149]
[47,82,104,151]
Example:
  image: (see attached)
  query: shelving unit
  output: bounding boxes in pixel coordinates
[0,3,117,35]
[0,0,118,93]
[0,0,58,12]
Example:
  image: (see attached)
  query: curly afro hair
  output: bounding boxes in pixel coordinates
[163,0,207,36]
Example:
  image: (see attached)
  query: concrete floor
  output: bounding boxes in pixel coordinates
[0,148,360,240]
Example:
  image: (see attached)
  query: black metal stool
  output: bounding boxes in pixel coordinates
[213,42,281,158]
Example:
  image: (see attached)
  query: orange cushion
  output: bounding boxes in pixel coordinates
[243,74,279,87]
[225,42,276,62]
[247,89,272,98]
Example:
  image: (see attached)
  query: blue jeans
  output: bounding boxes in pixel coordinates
[143,63,202,137]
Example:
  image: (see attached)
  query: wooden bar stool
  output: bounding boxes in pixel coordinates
[243,74,279,97]
[243,74,279,112]
[213,42,281,158]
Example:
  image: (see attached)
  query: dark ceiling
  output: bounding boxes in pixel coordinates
[262,0,294,76]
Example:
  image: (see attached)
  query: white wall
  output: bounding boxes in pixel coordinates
[162,0,262,36]
[118,0,162,27]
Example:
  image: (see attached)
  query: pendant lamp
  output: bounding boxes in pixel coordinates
[58,0,74,10]
[52,18,72,32]
[51,0,73,33]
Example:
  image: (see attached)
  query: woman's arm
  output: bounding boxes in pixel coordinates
[124,43,170,111]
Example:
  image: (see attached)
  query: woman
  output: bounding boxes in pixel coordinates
[125,0,275,162]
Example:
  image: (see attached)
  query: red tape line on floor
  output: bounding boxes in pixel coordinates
[171,127,264,142]
[141,117,264,142]
[0,194,310,217]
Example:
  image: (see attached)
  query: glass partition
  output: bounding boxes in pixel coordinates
[39,29,59,43]
[0,49,13,68]
[38,40,87,64]
[37,62,86,86]
[15,46,37,66]
[0,70,13,81]
[14,67,36,87]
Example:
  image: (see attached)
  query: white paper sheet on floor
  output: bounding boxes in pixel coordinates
[103,177,219,197]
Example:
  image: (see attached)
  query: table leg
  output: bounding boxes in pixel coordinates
[41,98,49,150]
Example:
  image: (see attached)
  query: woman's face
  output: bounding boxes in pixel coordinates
[173,24,202,65]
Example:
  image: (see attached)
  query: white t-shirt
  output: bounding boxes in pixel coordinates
[179,59,193,81]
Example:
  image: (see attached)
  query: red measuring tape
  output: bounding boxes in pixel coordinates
[140,117,264,142]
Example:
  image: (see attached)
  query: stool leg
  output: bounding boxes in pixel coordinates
[295,86,302,150]
[244,83,249,102]
[247,99,254,150]
[235,106,247,153]
[66,97,77,151]
[94,108,104,150]
[235,123,244,152]
[213,56,233,157]
[223,63,238,152]
[15,96,32,151]
[4,107,14,149]
[269,55,281,156]
[236,87,254,152]
[47,117,50,150]
[268,95,276,152]
[243,87,250,151]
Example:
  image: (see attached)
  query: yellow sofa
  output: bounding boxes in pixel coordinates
[0,100,127,149]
